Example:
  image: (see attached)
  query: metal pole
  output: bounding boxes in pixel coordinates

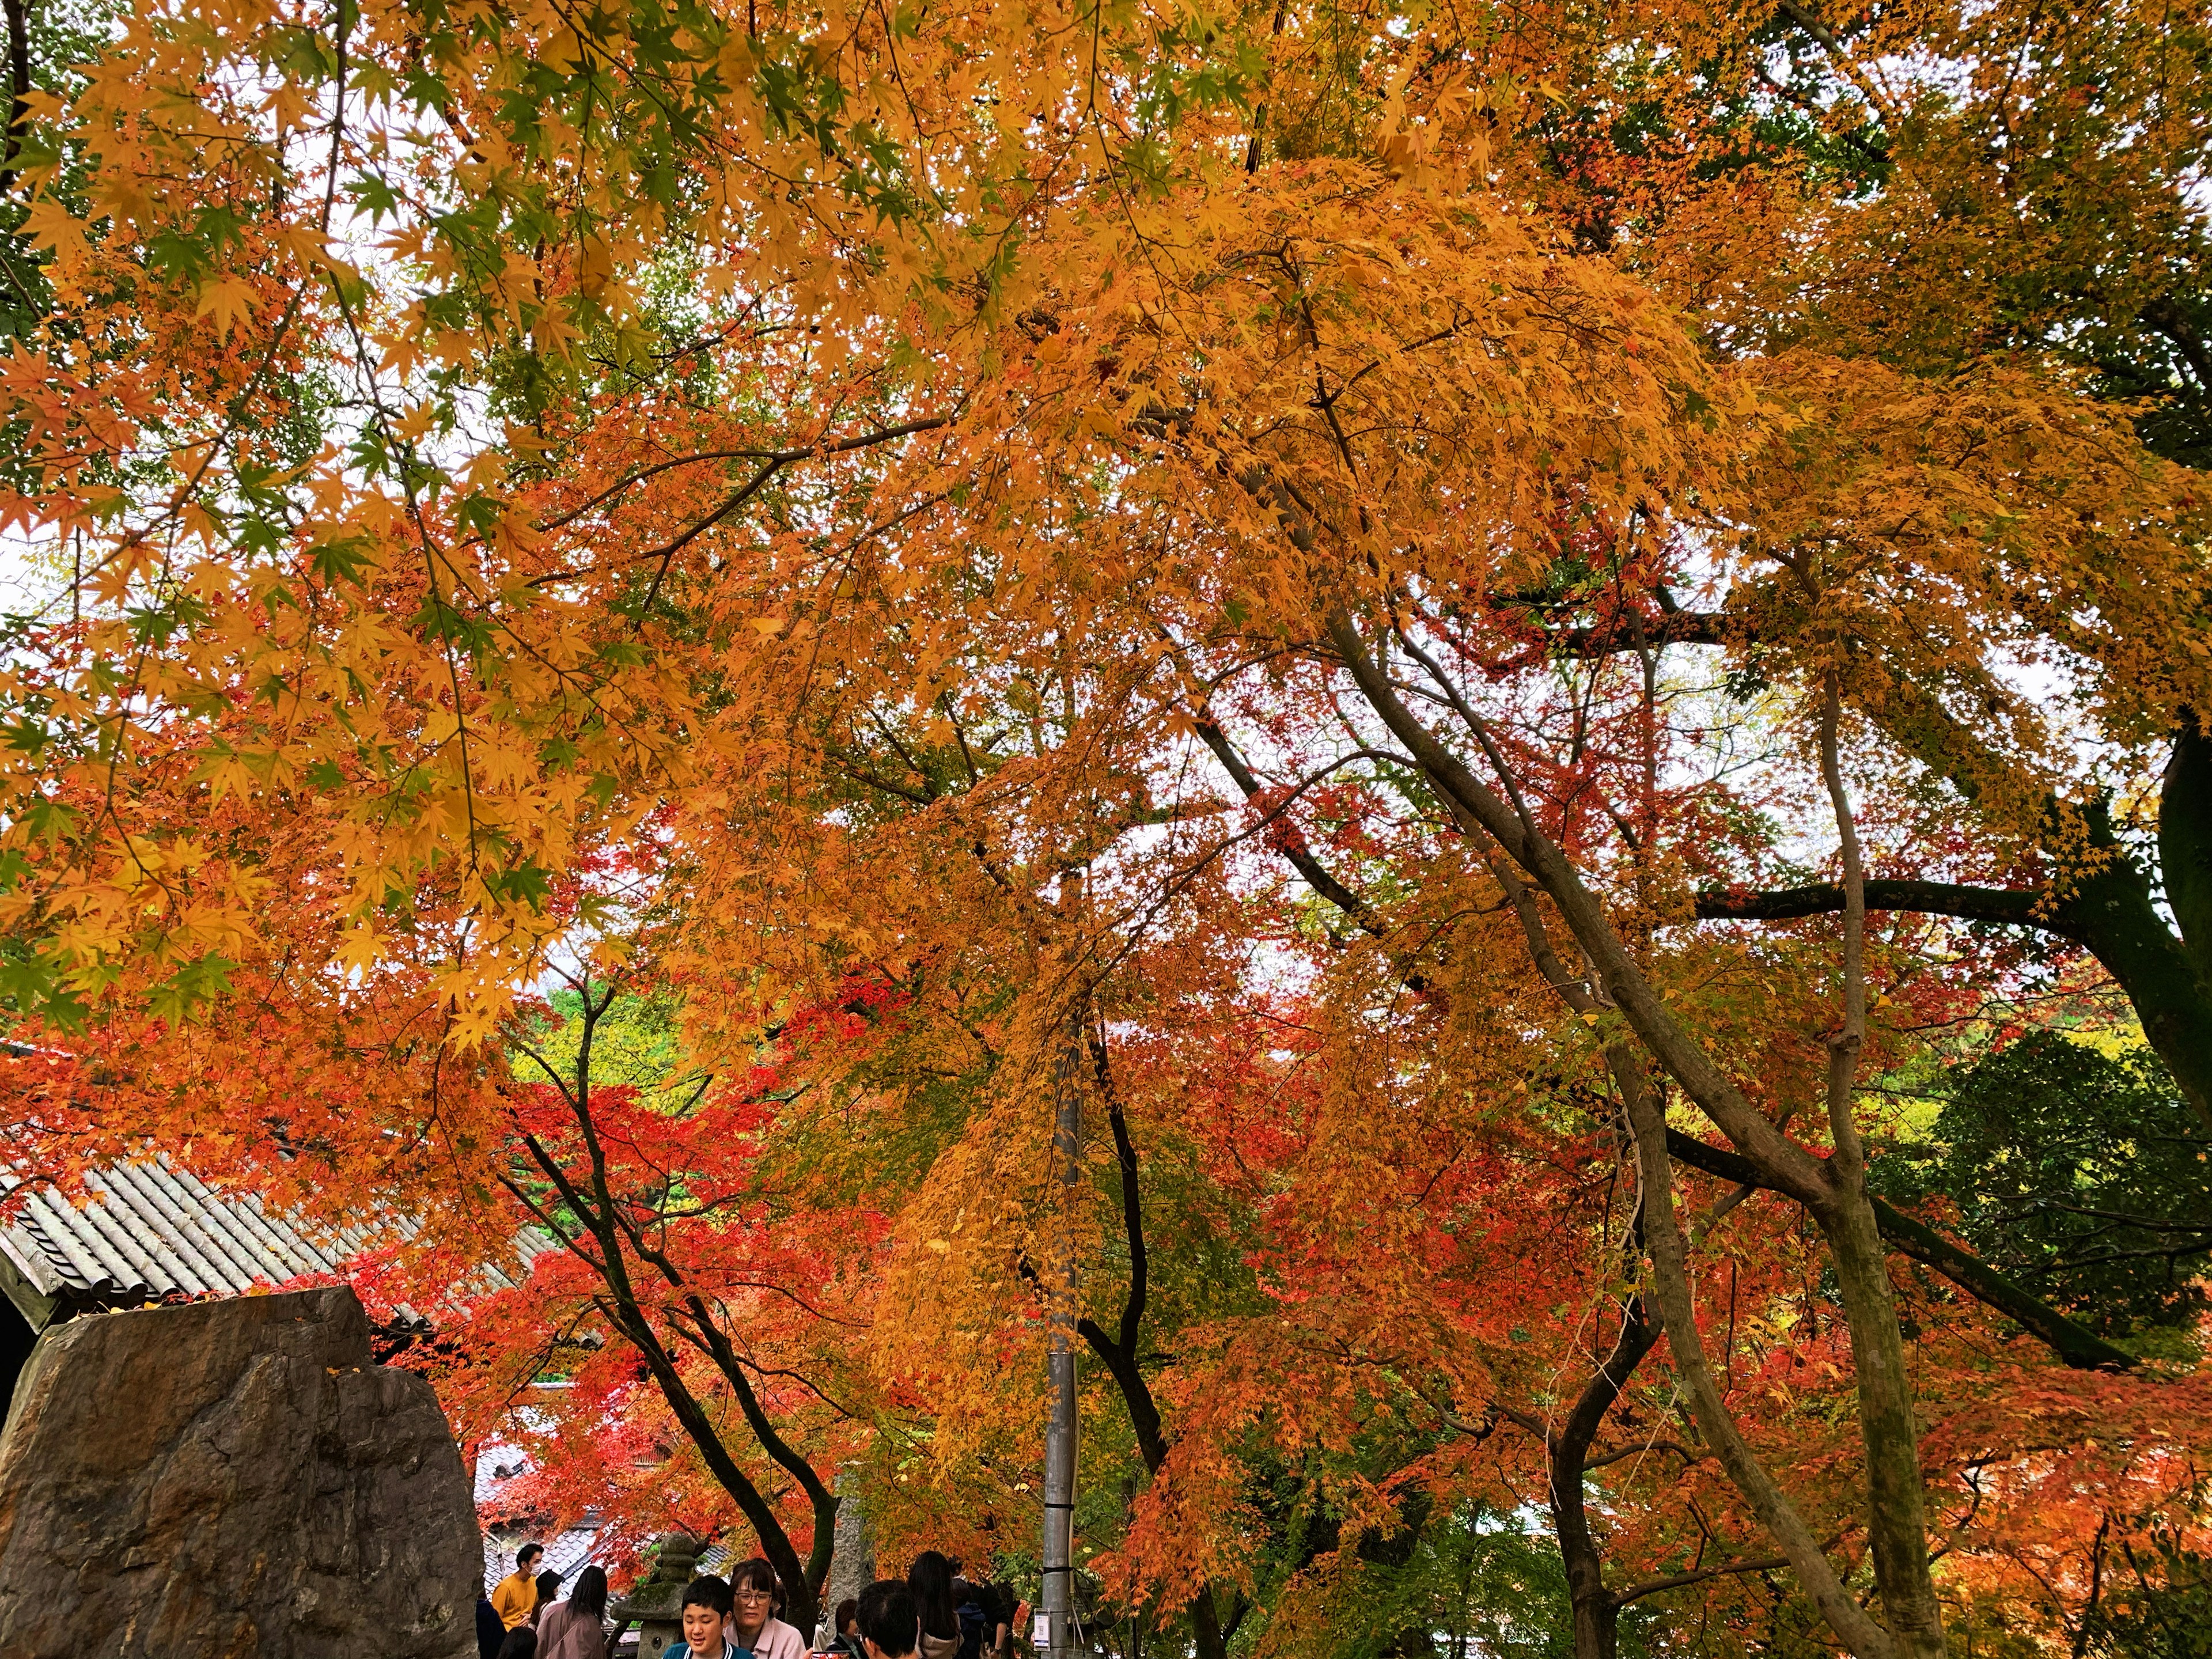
[1039,1000,1082,1658]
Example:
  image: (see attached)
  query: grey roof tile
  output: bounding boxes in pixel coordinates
[0,1157,396,1310]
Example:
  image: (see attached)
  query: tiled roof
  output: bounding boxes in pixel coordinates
[0,1158,399,1308]
[0,1157,560,1325]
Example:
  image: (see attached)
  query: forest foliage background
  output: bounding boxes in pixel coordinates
[1,0,2210,1653]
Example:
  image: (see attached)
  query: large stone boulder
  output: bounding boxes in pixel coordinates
[0,1286,478,1658]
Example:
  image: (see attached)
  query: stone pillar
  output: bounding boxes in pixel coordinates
[819,1464,874,1643]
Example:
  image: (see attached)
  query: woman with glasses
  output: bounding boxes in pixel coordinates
[724,1558,808,1659]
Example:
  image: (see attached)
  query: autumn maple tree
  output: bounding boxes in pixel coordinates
[2,0,2211,1654]
[465,971,874,1634]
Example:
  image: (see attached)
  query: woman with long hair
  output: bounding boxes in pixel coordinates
[536,1565,611,1659]
[905,1553,959,1659]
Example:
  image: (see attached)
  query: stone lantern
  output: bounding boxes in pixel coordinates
[613,1532,702,1659]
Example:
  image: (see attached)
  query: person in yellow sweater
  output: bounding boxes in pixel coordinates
[491,1543,546,1630]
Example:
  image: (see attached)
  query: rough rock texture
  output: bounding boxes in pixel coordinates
[0,1286,477,1658]
[821,1465,874,1642]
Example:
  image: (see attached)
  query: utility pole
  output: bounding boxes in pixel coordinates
[1039,1004,1082,1659]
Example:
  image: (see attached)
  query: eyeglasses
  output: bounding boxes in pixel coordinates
[736,1589,774,1602]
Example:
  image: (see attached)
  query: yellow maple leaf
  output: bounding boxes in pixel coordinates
[193,275,258,342]
[392,400,438,443]
[336,927,382,975]
[20,197,86,262]
[503,421,558,457]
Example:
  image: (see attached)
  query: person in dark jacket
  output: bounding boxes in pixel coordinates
[825,1598,864,1659]
[478,1594,507,1659]
[950,1582,988,1659]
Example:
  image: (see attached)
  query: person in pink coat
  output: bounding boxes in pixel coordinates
[724,1558,808,1659]
[536,1566,611,1659]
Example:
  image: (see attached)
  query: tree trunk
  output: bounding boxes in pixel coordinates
[1808,1186,1946,1658]
[1079,1037,1232,1659]
[503,984,839,1635]
[1326,612,1946,1659]
[1547,1295,1658,1659]
[1619,1069,1902,1659]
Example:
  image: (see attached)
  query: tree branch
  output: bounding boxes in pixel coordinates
[1611,1548,1804,1608]
[676,1296,842,1597]
[1091,1032,1149,1361]
[1325,607,1832,1205]
[1192,686,2147,1376]
[1692,880,2055,933]
[1191,715,1391,938]
[0,0,28,200]
[1661,1129,2137,1372]
[1620,1063,1899,1659]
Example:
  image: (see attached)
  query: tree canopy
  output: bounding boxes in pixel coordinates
[3,0,2211,1654]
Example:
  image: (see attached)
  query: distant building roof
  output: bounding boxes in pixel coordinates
[478,1416,607,1594]
[0,1159,405,1323]
[0,1157,560,1338]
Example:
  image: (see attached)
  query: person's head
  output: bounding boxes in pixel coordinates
[858,1579,919,1659]
[729,1558,779,1636]
[569,1565,609,1622]
[533,1568,562,1610]
[906,1552,957,1639]
[496,1630,539,1659]
[516,1542,544,1575]
[836,1598,860,1640]
[683,1576,733,1654]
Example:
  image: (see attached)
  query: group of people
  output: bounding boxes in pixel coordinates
[681,1551,1027,1659]
[479,1541,1029,1659]
[478,1543,612,1659]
